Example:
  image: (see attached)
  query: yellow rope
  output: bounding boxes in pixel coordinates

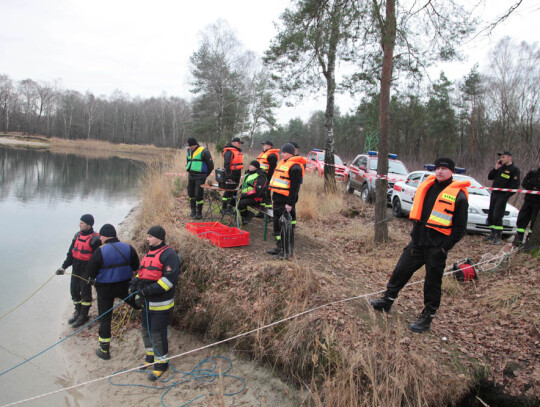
[64,272,89,283]
[0,274,56,321]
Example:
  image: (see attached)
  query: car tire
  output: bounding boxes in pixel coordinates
[346,178,354,194]
[392,197,404,217]
[360,184,372,203]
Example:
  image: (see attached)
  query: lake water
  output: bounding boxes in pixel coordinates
[0,146,143,406]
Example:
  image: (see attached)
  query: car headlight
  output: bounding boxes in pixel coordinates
[468,206,481,214]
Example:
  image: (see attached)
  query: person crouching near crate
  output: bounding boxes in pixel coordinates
[186,137,214,220]
[267,143,307,259]
[129,226,180,381]
[370,158,470,333]
[237,160,268,224]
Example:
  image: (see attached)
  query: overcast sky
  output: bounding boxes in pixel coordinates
[1,0,539,124]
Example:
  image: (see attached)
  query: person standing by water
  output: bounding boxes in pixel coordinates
[129,226,180,381]
[186,137,214,220]
[86,224,141,360]
[56,214,101,328]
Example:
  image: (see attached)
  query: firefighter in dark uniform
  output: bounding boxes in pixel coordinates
[186,137,214,220]
[56,214,101,328]
[129,226,180,381]
[514,158,540,247]
[485,151,521,245]
[266,143,307,259]
[370,158,470,333]
[221,137,244,214]
[86,224,140,360]
[237,160,267,224]
[256,140,279,209]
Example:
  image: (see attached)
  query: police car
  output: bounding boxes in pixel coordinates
[390,165,519,235]
[346,151,409,203]
[306,149,348,181]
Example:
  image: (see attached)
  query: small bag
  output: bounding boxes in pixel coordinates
[452,258,477,282]
[215,168,226,184]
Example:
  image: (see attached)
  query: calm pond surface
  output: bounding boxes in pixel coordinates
[0,146,143,406]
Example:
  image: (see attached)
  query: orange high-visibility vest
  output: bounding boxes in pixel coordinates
[256,149,280,172]
[269,156,307,196]
[223,147,243,171]
[409,175,470,235]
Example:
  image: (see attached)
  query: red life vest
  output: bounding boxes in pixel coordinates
[138,246,169,281]
[223,147,244,171]
[72,232,98,261]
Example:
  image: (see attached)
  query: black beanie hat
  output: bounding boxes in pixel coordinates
[147,225,166,241]
[249,160,260,169]
[99,223,117,238]
[281,143,296,155]
[80,214,94,227]
[187,137,198,146]
[434,157,456,172]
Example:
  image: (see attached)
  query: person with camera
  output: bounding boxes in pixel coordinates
[186,137,214,220]
[221,137,244,214]
[485,152,520,244]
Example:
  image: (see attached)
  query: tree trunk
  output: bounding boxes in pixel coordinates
[374,0,396,243]
[524,210,540,252]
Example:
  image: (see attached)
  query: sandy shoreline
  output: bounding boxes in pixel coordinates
[56,206,298,407]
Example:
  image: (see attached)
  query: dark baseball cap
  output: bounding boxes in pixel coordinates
[231,137,244,144]
[261,140,273,146]
[497,151,512,156]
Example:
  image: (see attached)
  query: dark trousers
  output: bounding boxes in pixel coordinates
[96,280,136,341]
[517,200,540,232]
[386,242,448,311]
[238,196,258,214]
[70,262,92,306]
[272,202,296,236]
[141,308,171,367]
[187,175,206,203]
[487,192,510,228]
[223,171,241,201]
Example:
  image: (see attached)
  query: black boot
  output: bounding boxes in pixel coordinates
[148,362,169,381]
[96,341,111,360]
[370,294,395,312]
[68,303,81,324]
[72,305,90,328]
[512,232,524,247]
[408,308,435,333]
[220,199,229,215]
[492,229,502,245]
[189,199,196,218]
[139,353,154,370]
[194,204,203,220]
[267,240,282,255]
[483,229,495,242]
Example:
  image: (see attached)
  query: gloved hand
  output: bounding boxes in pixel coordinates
[134,294,145,309]
[128,280,139,294]
[56,268,65,275]
[87,277,96,286]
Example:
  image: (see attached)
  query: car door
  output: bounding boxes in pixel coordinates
[354,156,368,189]
[401,172,424,211]
[306,152,317,173]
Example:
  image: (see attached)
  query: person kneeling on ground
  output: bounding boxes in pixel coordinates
[86,223,141,360]
[237,160,267,224]
[129,226,180,381]
[370,158,470,333]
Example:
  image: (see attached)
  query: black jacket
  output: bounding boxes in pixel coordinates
[410,177,469,252]
[61,228,101,270]
[240,169,267,199]
[86,237,140,284]
[488,163,520,197]
[522,168,540,203]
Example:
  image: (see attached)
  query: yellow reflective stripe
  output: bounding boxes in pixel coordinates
[274,179,289,186]
[99,337,111,343]
[81,301,92,306]
[261,163,269,170]
[148,299,174,311]
[157,278,172,291]
[155,355,168,362]
[145,349,154,355]
[149,303,174,311]
[501,173,510,179]
[429,213,452,226]
[493,225,504,230]
[442,193,456,202]
[73,301,81,305]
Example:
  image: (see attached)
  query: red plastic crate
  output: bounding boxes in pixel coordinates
[207,227,250,248]
[186,222,226,239]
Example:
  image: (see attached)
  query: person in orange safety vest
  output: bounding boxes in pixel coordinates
[370,158,470,333]
[221,137,244,214]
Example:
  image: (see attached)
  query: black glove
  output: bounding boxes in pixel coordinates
[87,277,96,286]
[134,294,145,309]
[128,279,139,294]
[56,268,65,275]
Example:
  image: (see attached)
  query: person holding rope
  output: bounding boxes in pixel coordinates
[56,214,101,328]
[129,226,180,381]
[370,158,470,333]
[221,137,244,215]
[186,137,214,220]
[86,224,141,360]
[514,158,540,247]
[485,151,520,245]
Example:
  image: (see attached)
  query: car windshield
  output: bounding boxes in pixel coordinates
[368,158,408,175]
[453,175,490,196]
[317,153,344,165]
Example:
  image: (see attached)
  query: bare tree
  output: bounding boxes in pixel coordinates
[18,79,38,135]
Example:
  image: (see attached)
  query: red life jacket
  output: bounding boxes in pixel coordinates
[72,232,98,261]
[223,147,244,171]
[138,246,169,281]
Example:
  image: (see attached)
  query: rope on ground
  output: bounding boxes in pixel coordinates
[0,247,520,406]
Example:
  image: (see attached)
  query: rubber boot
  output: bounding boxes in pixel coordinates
[370,293,395,312]
[408,308,435,333]
[139,353,154,370]
[194,204,203,220]
[68,303,81,324]
[72,305,90,328]
[483,229,495,242]
[96,341,111,360]
[220,199,228,215]
[512,232,524,247]
[189,199,196,218]
[148,362,169,381]
[492,229,502,245]
[266,239,282,256]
